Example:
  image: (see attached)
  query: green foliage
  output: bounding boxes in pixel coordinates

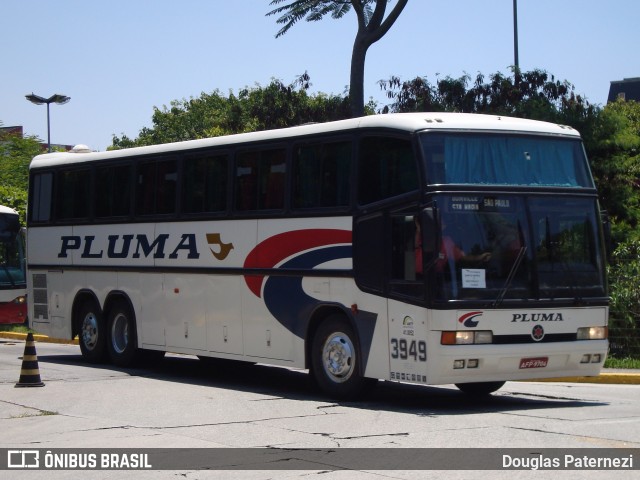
[0,324,32,334]
[608,240,640,327]
[0,127,41,223]
[267,0,370,38]
[0,185,27,225]
[604,356,640,368]
[379,69,600,127]
[588,100,640,243]
[111,75,353,148]
[607,237,640,359]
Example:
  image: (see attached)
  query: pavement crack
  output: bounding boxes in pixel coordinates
[271,427,411,448]
[332,432,410,441]
[1,399,60,418]
[502,391,589,402]
[507,426,640,447]
[73,412,334,433]
[316,404,342,411]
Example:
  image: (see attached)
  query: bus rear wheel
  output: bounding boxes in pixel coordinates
[107,300,138,367]
[455,381,505,396]
[311,316,369,400]
[77,300,107,363]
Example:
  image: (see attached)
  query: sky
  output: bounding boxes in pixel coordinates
[3,0,639,152]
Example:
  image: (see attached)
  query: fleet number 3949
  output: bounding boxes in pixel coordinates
[390,338,427,362]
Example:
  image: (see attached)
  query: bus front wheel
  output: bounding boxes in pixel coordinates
[311,316,369,400]
[77,300,107,363]
[106,300,138,367]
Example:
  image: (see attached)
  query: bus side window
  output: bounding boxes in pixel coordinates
[156,160,177,214]
[183,154,228,214]
[136,159,177,216]
[353,211,386,293]
[391,214,419,281]
[95,164,131,218]
[235,149,286,211]
[56,169,91,220]
[30,172,53,223]
[293,141,351,209]
[358,136,418,205]
[389,213,425,299]
[235,152,258,211]
[263,149,285,210]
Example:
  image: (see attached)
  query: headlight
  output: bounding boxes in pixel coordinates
[441,331,493,345]
[577,326,608,340]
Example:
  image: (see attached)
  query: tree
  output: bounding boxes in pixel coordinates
[0,125,41,223]
[587,100,640,243]
[379,68,600,128]
[267,0,408,117]
[608,240,640,327]
[111,75,355,149]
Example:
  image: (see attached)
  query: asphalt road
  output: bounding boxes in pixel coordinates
[1,337,639,480]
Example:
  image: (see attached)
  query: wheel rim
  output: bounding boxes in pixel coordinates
[321,332,355,383]
[111,313,129,354]
[81,312,99,351]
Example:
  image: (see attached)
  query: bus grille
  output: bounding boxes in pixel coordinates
[31,274,49,320]
[493,333,577,344]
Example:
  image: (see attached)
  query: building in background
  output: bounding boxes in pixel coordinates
[0,126,74,152]
[608,78,640,103]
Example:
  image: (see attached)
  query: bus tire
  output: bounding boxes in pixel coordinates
[106,300,138,367]
[77,300,107,363]
[311,316,368,400]
[455,381,505,396]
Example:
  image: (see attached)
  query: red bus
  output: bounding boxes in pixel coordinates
[0,205,27,324]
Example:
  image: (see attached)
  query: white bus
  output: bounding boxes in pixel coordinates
[0,205,27,324]
[27,113,608,398]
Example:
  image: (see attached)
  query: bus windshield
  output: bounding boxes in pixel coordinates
[0,213,25,288]
[421,133,593,187]
[427,194,606,303]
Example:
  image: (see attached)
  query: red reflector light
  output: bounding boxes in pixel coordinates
[441,332,456,345]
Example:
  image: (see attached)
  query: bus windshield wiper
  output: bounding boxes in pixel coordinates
[493,246,527,307]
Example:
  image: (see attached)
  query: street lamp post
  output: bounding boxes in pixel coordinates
[513,0,519,71]
[25,93,71,152]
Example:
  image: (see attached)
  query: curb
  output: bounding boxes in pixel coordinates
[528,373,640,385]
[0,331,78,345]
[1,332,638,384]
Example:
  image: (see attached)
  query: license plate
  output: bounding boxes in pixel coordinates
[519,357,548,369]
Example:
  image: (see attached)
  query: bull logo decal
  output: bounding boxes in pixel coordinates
[206,233,234,260]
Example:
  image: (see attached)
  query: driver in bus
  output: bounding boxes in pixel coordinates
[415,217,491,275]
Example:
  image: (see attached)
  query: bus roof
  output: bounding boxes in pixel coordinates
[0,205,19,216]
[29,112,581,169]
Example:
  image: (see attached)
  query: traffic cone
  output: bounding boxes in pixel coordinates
[15,333,45,387]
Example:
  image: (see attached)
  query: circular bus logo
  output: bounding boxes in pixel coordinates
[531,325,545,342]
